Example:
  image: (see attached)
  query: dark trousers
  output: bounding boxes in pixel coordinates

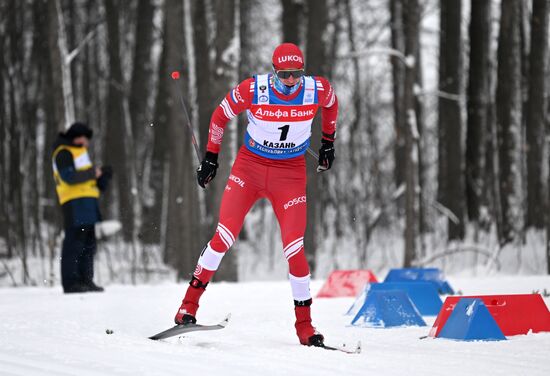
[61,225,96,289]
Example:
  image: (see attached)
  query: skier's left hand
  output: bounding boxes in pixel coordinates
[317,140,335,172]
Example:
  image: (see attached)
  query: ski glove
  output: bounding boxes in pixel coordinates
[97,165,113,191]
[100,165,113,180]
[317,139,335,172]
[197,152,219,188]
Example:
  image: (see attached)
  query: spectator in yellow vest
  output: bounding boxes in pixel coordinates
[52,122,112,293]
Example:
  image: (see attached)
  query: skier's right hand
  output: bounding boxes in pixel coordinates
[197,152,219,188]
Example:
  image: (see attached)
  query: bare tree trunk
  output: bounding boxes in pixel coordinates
[85,0,108,220]
[402,0,420,267]
[282,0,304,45]
[143,29,169,245]
[305,0,328,275]
[6,0,30,283]
[486,75,502,233]
[29,2,46,262]
[414,11,426,256]
[439,0,465,240]
[547,86,550,274]
[67,0,86,120]
[210,0,238,281]
[191,0,215,239]
[547,22,550,274]
[466,0,491,225]
[36,0,61,232]
[164,0,202,279]
[496,0,523,246]
[104,0,135,242]
[390,0,406,194]
[192,0,212,157]
[47,0,67,130]
[235,0,258,246]
[345,0,362,172]
[0,3,6,254]
[130,0,155,135]
[547,192,550,274]
[129,0,155,191]
[325,2,343,247]
[238,0,255,145]
[526,0,549,229]
[343,0,365,255]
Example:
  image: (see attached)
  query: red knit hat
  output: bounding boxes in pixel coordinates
[272,43,305,70]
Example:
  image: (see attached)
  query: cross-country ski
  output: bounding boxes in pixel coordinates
[149,314,231,340]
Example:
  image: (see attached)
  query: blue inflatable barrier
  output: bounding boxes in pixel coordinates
[345,282,380,317]
[384,267,455,295]
[368,282,443,316]
[437,298,506,341]
[351,290,426,328]
[345,287,368,317]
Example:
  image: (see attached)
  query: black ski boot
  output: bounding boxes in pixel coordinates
[307,333,325,347]
[178,314,197,325]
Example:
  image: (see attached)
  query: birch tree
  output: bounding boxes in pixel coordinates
[48,0,75,129]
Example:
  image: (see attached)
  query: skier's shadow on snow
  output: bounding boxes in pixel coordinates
[176,337,220,349]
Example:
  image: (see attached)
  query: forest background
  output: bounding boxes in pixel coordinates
[1,0,549,287]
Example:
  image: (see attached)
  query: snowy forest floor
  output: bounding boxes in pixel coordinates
[1,275,550,375]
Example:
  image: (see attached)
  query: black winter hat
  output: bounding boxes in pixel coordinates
[65,122,93,140]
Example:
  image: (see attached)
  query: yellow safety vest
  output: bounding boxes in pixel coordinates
[52,145,100,205]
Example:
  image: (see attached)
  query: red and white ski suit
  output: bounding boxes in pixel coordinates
[193,73,338,302]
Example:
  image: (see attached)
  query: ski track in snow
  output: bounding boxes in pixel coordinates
[1,276,549,376]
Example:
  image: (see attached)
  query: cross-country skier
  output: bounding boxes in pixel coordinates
[174,43,338,347]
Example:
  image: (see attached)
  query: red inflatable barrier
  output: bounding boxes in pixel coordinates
[316,269,378,298]
[429,294,550,337]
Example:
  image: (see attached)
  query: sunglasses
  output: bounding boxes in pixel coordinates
[275,69,304,79]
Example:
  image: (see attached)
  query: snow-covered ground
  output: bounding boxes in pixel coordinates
[1,275,549,376]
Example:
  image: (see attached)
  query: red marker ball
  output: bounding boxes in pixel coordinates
[171,71,180,80]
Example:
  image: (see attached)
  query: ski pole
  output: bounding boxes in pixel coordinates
[171,71,202,164]
[308,148,331,173]
[307,147,319,160]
